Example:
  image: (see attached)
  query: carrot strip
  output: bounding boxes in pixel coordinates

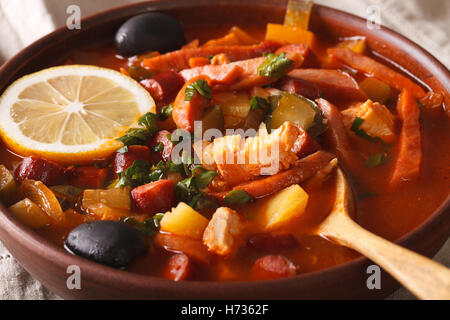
[210,151,336,200]
[328,47,426,99]
[389,89,422,187]
[142,41,281,73]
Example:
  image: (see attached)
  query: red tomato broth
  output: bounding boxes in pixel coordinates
[1,22,449,282]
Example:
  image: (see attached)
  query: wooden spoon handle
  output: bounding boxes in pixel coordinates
[320,213,450,300]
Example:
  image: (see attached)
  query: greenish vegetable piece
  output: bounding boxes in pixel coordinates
[117,160,151,188]
[128,65,154,81]
[223,189,253,205]
[366,153,388,167]
[269,93,327,137]
[50,185,83,200]
[152,142,164,152]
[121,214,163,236]
[116,128,149,146]
[174,166,217,207]
[138,112,159,135]
[257,52,293,79]
[194,170,218,189]
[184,79,212,101]
[200,105,224,133]
[250,96,269,111]
[0,165,16,200]
[158,104,173,120]
[195,195,219,210]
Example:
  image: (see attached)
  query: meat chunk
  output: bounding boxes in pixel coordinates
[288,69,367,101]
[140,70,184,104]
[155,233,211,264]
[250,255,298,280]
[210,150,336,200]
[195,121,301,186]
[141,41,281,73]
[203,207,244,257]
[131,179,175,214]
[316,98,361,170]
[341,99,396,144]
[275,43,319,68]
[113,145,151,174]
[165,253,193,281]
[292,126,320,158]
[69,166,108,189]
[149,130,174,162]
[278,77,319,100]
[15,156,65,186]
[328,47,426,99]
[172,75,211,132]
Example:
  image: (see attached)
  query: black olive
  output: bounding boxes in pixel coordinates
[115,12,186,57]
[65,221,147,269]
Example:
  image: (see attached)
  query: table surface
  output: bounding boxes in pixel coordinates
[0,0,448,300]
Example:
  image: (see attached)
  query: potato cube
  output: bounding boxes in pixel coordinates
[214,91,250,129]
[9,198,50,229]
[250,184,309,231]
[82,187,131,211]
[341,99,395,144]
[160,202,209,239]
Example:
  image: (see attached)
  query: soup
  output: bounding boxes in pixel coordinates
[0,1,448,282]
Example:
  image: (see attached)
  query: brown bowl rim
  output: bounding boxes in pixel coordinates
[0,0,449,297]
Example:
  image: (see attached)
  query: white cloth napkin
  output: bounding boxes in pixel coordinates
[0,0,448,300]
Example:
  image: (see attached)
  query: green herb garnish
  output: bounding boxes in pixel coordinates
[185,79,212,101]
[121,213,164,236]
[116,128,150,146]
[223,189,253,205]
[116,160,151,188]
[152,142,164,153]
[175,166,217,208]
[138,112,159,135]
[350,117,382,143]
[158,104,173,120]
[257,52,293,79]
[250,96,269,111]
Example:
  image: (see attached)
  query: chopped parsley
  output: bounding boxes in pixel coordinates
[175,166,217,208]
[116,112,160,146]
[138,112,159,135]
[250,96,270,111]
[223,189,253,205]
[184,79,212,101]
[121,213,164,236]
[116,160,151,188]
[257,52,293,78]
[350,117,382,143]
[116,128,150,146]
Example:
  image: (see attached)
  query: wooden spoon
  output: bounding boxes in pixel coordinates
[316,168,450,300]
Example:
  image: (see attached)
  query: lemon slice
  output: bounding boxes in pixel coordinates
[0,65,155,163]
